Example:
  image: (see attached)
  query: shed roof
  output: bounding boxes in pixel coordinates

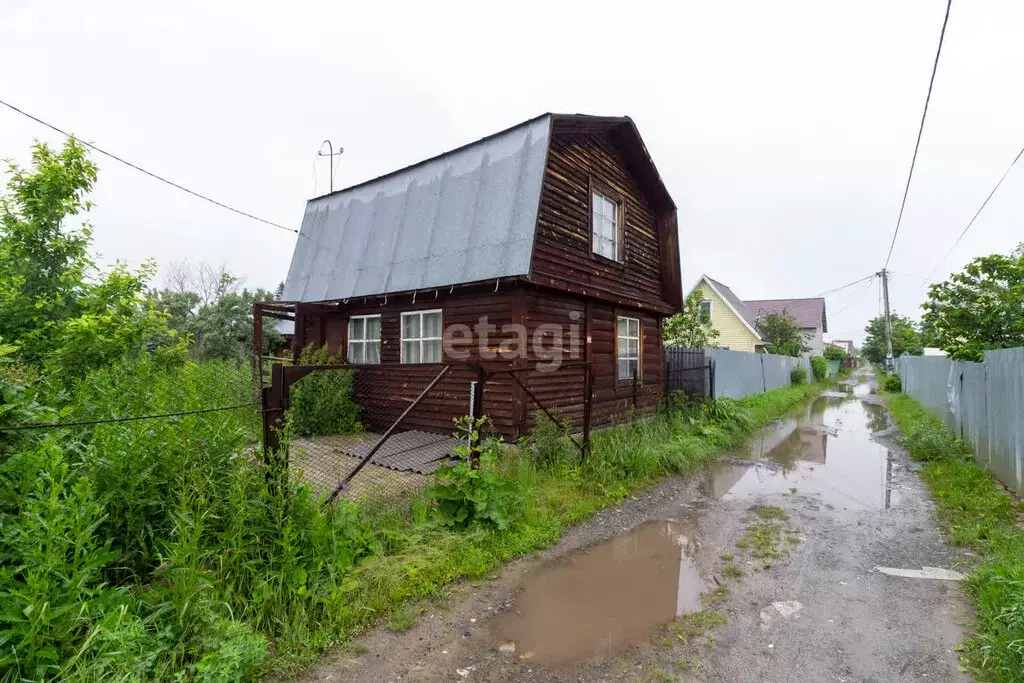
[742,298,828,333]
[280,113,676,304]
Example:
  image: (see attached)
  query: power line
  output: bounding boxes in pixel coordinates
[920,141,1024,288]
[0,402,260,431]
[0,97,298,235]
[831,277,877,316]
[815,273,877,298]
[883,0,953,268]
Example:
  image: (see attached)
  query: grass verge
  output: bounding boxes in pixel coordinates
[883,391,1024,682]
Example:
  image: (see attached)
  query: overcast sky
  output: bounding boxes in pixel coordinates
[2,0,1022,344]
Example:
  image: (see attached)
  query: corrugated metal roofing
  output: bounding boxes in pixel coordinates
[281,115,551,303]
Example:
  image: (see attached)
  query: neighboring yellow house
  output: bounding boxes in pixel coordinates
[687,275,763,352]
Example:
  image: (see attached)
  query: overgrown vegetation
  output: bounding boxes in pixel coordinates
[424,417,520,530]
[883,391,1024,681]
[790,365,807,385]
[810,355,827,382]
[289,369,361,436]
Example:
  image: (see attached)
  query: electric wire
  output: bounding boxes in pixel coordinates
[883,0,953,268]
[0,97,298,235]
[819,274,876,299]
[920,141,1024,288]
[0,402,261,431]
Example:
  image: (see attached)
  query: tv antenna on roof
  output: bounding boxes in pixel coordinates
[317,140,344,193]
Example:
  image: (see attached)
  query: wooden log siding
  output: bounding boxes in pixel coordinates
[530,129,673,314]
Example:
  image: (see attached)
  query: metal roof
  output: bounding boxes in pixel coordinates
[743,298,828,333]
[281,115,551,303]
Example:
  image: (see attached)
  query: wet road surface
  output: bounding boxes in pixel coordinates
[302,370,971,682]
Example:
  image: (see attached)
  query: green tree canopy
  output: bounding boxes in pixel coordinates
[862,314,922,365]
[0,139,174,377]
[755,311,809,357]
[922,243,1024,361]
[823,345,847,361]
[662,290,720,348]
[149,261,282,361]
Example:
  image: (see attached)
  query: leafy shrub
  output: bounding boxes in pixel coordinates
[823,345,847,361]
[527,410,574,465]
[289,369,361,437]
[790,366,807,385]
[810,355,827,382]
[425,417,520,530]
[883,373,902,393]
[902,422,971,462]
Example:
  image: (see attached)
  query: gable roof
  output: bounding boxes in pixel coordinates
[687,274,761,340]
[280,113,676,304]
[742,298,828,333]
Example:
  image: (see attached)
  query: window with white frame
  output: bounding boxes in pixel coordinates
[617,316,641,380]
[347,315,381,364]
[401,310,442,363]
[591,189,620,261]
[700,300,712,323]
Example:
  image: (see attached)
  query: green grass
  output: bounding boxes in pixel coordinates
[0,357,827,680]
[883,390,1024,682]
[751,505,789,521]
[721,564,745,579]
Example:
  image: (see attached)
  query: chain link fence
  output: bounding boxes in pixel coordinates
[261,361,595,507]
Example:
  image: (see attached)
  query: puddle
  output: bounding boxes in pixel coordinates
[704,387,899,509]
[488,514,705,666]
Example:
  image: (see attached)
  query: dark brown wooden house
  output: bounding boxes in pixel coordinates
[274,113,681,437]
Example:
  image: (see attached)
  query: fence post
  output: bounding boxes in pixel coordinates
[582,363,593,457]
[261,363,286,461]
[470,363,487,468]
[709,358,716,399]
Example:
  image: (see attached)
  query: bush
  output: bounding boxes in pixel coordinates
[790,366,807,385]
[823,345,847,361]
[289,369,362,437]
[425,417,520,530]
[810,355,827,382]
[527,410,575,465]
[882,373,901,392]
[902,422,971,462]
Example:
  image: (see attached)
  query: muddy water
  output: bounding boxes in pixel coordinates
[488,512,705,666]
[703,381,897,509]
[487,381,892,666]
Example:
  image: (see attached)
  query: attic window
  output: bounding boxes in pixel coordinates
[591,188,621,261]
[700,300,712,322]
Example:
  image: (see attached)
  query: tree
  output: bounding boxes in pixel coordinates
[0,139,173,376]
[663,290,720,348]
[755,311,809,357]
[149,260,282,360]
[862,314,922,365]
[823,345,847,361]
[921,243,1024,361]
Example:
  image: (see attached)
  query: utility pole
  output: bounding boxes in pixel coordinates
[878,268,895,371]
[317,140,344,193]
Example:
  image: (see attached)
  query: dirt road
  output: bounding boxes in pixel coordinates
[301,370,971,682]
